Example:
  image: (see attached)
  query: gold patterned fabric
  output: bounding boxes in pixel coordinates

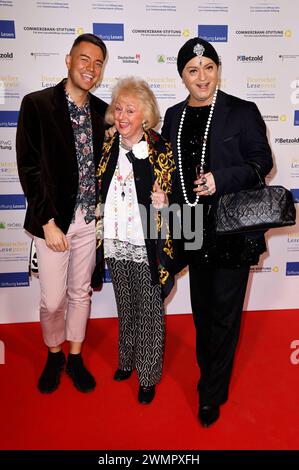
[91,129,176,299]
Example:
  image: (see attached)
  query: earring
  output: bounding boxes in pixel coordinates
[142,120,147,130]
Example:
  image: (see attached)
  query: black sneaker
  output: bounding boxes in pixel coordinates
[38,350,66,394]
[66,353,96,393]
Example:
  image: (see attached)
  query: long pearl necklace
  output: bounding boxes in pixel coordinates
[177,87,218,207]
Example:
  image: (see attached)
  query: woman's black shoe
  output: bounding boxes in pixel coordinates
[138,385,155,404]
[198,405,220,427]
[113,369,132,381]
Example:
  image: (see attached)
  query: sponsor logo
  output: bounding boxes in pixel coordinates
[117,53,141,64]
[279,54,299,61]
[31,52,59,60]
[0,161,19,183]
[237,54,263,62]
[0,111,18,127]
[294,111,299,126]
[198,24,228,42]
[145,1,176,12]
[198,1,228,13]
[274,137,299,145]
[131,28,183,38]
[235,29,291,38]
[286,262,299,276]
[23,26,77,35]
[250,2,280,13]
[250,266,274,273]
[40,75,63,88]
[0,20,15,39]
[0,139,12,150]
[36,0,70,8]
[291,79,299,105]
[93,23,124,41]
[291,189,299,202]
[0,272,29,288]
[262,114,287,122]
[290,159,299,178]
[287,233,299,253]
[157,54,176,65]
[92,0,124,11]
[246,77,276,100]
[0,221,22,230]
[0,195,26,210]
[0,52,13,60]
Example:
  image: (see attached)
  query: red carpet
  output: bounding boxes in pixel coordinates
[0,310,299,450]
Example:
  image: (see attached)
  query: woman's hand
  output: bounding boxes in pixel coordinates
[151,180,169,209]
[105,125,116,139]
[193,171,216,196]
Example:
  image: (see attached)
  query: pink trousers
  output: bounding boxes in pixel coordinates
[34,208,96,348]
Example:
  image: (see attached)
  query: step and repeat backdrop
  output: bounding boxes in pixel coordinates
[0,0,299,323]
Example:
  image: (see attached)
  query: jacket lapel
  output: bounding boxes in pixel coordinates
[52,80,76,161]
[210,90,230,168]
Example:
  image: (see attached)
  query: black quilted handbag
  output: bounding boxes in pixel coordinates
[214,164,296,235]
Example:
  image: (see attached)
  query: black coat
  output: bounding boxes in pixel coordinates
[16,79,107,238]
[161,89,274,268]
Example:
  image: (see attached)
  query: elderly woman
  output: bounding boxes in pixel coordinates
[95,77,175,404]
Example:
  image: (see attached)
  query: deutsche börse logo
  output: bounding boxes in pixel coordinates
[198,25,228,42]
[0,20,15,39]
[0,195,26,211]
[294,111,299,126]
[286,262,299,276]
[93,23,124,41]
[0,111,19,127]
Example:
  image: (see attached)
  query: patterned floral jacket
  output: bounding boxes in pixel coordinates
[91,129,176,300]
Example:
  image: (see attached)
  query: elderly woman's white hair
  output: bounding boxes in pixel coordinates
[105,76,160,130]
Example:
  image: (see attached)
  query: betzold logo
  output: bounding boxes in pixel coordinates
[0,20,15,39]
[0,195,26,210]
[93,23,124,41]
[0,221,5,229]
[290,340,299,365]
[0,52,13,60]
[0,340,4,365]
[274,137,299,145]
[294,111,299,126]
[286,262,299,276]
[291,189,299,203]
[0,111,19,127]
[0,272,29,288]
[237,55,263,62]
[198,25,228,42]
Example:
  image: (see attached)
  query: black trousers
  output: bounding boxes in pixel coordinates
[189,264,250,406]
